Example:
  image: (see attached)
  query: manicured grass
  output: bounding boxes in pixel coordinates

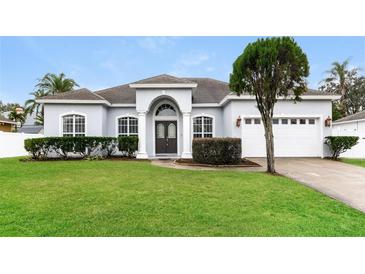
[341,158,365,168]
[0,157,365,236]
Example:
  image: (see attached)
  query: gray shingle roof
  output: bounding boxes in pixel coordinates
[39,75,334,105]
[334,110,365,123]
[95,84,136,104]
[184,77,230,103]
[18,125,44,134]
[131,74,195,84]
[40,88,106,101]
[0,115,16,124]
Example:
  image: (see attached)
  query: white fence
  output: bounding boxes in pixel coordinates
[0,132,43,158]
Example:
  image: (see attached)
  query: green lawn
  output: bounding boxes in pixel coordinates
[341,158,365,168]
[0,157,365,236]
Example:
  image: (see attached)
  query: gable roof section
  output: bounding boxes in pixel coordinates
[131,74,195,84]
[40,88,104,101]
[95,84,136,104]
[37,75,338,105]
[334,110,365,123]
[184,77,230,104]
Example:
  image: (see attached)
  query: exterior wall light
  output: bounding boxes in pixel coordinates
[325,116,332,127]
[236,116,242,127]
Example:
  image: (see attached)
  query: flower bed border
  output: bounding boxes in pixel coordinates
[175,158,260,168]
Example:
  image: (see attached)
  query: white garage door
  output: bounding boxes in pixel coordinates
[242,117,321,157]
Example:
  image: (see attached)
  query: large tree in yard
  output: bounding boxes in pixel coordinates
[229,37,309,173]
[319,59,361,116]
[36,73,79,95]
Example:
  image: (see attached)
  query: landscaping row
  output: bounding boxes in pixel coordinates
[24,136,138,160]
[23,135,359,162]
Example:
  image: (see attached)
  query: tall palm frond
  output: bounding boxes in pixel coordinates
[36,73,79,95]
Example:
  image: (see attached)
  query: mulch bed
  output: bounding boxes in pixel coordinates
[174,158,261,168]
[19,156,148,162]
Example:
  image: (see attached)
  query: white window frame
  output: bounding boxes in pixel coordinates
[115,114,139,137]
[192,114,215,138]
[59,112,87,137]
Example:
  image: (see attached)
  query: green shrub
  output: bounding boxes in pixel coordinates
[24,137,118,159]
[118,135,139,157]
[192,138,241,165]
[325,136,359,159]
[24,138,49,159]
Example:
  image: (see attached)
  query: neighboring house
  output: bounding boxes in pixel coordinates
[332,110,365,158]
[38,74,339,159]
[0,115,17,132]
[18,125,44,134]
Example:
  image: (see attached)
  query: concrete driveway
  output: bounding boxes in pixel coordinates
[250,158,365,213]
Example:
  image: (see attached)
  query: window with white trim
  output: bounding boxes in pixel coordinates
[193,116,213,138]
[118,116,138,136]
[62,114,85,137]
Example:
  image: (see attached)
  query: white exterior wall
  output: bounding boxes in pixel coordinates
[332,120,365,158]
[226,99,333,157]
[106,108,137,137]
[44,104,106,136]
[191,107,224,137]
[42,96,334,158]
[0,132,43,158]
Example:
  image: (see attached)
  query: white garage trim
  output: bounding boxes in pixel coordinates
[241,114,324,158]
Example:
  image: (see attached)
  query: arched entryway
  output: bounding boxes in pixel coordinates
[153,100,179,155]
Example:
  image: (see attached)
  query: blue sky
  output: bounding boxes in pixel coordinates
[1,36,364,104]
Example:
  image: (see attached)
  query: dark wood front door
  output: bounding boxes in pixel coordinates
[155,121,177,154]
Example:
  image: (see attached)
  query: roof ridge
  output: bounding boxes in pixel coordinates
[95,83,130,93]
[336,109,365,122]
[183,77,229,85]
[131,74,195,84]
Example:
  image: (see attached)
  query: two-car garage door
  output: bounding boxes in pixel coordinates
[242,117,322,157]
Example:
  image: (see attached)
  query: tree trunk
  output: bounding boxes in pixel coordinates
[263,119,275,173]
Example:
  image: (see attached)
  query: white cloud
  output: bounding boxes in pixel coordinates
[137,37,176,53]
[100,59,122,75]
[169,51,212,76]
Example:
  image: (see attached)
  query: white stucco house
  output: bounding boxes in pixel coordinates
[332,110,365,158]
[38,74,339,159]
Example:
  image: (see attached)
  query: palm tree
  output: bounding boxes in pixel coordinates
[320,59,360,115]
[320,59,359,98]
[8,108,25,130]
[24,89,48,117]
[36,73,79,95]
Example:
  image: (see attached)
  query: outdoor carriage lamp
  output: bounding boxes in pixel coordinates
[236,116,242,127]
[325,116,332,127]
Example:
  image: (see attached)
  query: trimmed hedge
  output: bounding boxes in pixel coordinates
[192,138,241,165]
[325,136,359,160]
[118,136,139,157]
[24,136,136,160]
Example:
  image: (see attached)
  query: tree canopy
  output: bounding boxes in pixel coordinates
[229,37,309,173]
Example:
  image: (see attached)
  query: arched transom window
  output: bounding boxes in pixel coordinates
[62,114,86,137]
[193,116,213,138]
[118,116,138,136]
[155,104,176,116]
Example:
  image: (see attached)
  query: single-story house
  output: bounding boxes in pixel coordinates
[332,110,365,158]
[38,74,339,159]
[0,115,17,132]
